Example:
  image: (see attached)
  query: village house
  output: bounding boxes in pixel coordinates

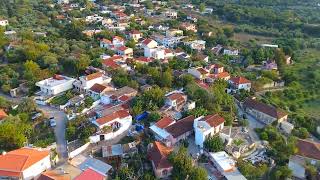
[100,38,112,48]
[116,46,133,58]
[100,86,137,105]
[184,40,206,51]
[57,0,69,4]
[148,141,173,179]
[36,74,76,96]
[89,83,114,100]
[188,67,210,80]
[153,34,184,48]
[134,57,154,65]
[150,115,195,147]
[102,141,138,158]
[188,64,230,84]
[0,147,51,180]
[85,14,103,23]
[74,168,107,180]
[165,92,187,111]
[194,114,225,148]
[228,76,251,91]
[212,44,223,55]
[70,155,112,178]
[102,55,124,70]
[220,126,255,158]
[90,109,132,142]
[223,48,239,56]
[142,38,158,49]
[208,151,247,180]
[110,10,128,20]
[128,30,142,41]
[243,97,288,125]
[289,139,320,179]
[263,60,278,70]
[73,72,112,93]
[187,15,198,23]
[144,46,166,60]
[180,22,197,32]
[82,30,102,37]
[164,9,178,19]
[112,36,125,48]
[0,19,9,26]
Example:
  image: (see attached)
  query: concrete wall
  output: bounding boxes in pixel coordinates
[68,142,90,158]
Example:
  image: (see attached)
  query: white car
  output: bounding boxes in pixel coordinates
[49,117,56,127]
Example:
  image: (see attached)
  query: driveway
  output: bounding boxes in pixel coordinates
[38,105,68,162]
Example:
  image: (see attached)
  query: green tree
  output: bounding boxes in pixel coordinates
[238,160,268,180]
[189,167,208,180]
[17,97,37,113]
[160,69,173,88]
[204,135,224,152]
[169,147,193,179]
[23,60,41,81]
[117,167,135,180]
[187,107,208,117]
[199,3,206,13]
[0,116,32,151]
[272,166,292,180]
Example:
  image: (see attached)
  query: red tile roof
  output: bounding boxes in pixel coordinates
[103,55,123,61]
[148,141,173,169]
[229,77,251,85]
[86,72,103,81]
[167,93,186,106]
[142,39,154,46]
[39,170,71,180]
[155,117,175,129]
[197,68,209,75]
[243,98,287,119]
[100,38,111,44]
[117,46,128,51]
[0,148,50,176]
[135,57,154,63]
[296,139,320,160]
[75,168,106,180]
[53,74,64,80]
[202,114,225,127]
[102,59,120,69]
[165,116,195,138]
[0,109,8,120]
[118,95,130,102]
[90,84,107,93]
[130,30,141,35]
[96,110,130,126]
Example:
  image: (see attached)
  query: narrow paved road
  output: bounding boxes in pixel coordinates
[38,105,68,162]
[0,92,68,162]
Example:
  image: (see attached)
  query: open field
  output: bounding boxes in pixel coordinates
[233,32,274,44]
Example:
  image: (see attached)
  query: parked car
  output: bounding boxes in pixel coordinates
[49,117,56,127]
[31,112,42,120]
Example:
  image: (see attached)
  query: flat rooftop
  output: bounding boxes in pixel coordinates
[36,75,75,87]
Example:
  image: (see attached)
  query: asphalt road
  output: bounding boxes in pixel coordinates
[38,105,68,161]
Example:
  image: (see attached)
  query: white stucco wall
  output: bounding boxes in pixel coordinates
[22,155,51,180]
